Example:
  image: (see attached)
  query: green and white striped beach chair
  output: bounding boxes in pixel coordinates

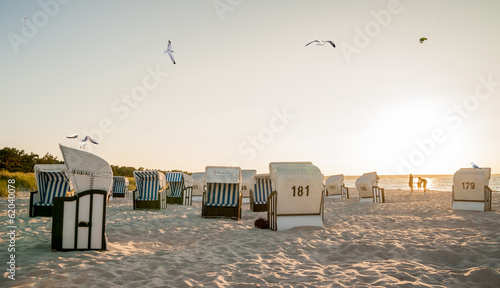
[202,166,242,220]
[133,170,167,209]
[112,176,129,198]
[30,164,72,217]
[165,172,193,205]
[250,173,272,212]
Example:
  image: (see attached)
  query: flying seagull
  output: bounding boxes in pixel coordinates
[420,37,428,43]
[66,134,99,149]
[163,40,176,64]
[305,40,336,48]
[471,162,480,169]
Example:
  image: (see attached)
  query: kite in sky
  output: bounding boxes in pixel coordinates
[163,40,176,64]
[305,40,336,48]
[419,37,428,43]
[66,134,99,149]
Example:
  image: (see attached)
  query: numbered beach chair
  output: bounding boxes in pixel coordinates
[249,173,272,212]
[324,174,349,199]
[355,172,384,203]
[112,176,129,198]
[30,164,72,217]
[202,166,242,220]
[51,144,113,251]
[241,169,257,203]
[191,172,205,201]
[267,162,324,231]
[165,172,193,205]
[452,168,492,211]
[133,170,167,210]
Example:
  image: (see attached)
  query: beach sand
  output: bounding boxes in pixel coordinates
[2,189,500,287]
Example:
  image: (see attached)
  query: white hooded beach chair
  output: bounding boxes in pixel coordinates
[191,172,205,201]
[165,172,193,205]
[324,174,349,199]
[133,170,167,210]
[202,166,242,220]
[51,144,113,251]
[355,172,384,203]
[452,168,492,212]
[267,162,324,231]
[112,176,129,198]
[249,173,272,212]
[241,169,257,202]
[30,164,72,217]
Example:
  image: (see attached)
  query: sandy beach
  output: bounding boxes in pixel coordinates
[2,189,500,287]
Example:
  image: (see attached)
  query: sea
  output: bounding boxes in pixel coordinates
[342,175,500,192]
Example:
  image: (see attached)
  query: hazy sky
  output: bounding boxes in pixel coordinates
[2,0,500,175]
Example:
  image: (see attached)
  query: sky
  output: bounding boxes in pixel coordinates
[1,0,500,176]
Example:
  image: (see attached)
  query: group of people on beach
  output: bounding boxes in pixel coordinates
[409,174,427,192]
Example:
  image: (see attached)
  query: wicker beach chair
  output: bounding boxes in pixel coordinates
[249,173,272,212]
[133,170,167,210]
[452,168,492,211]
[324,174,349,199]
[165,172,193,205]
[355,172,384,203]
[29,164,72,217]
[190,172,205,201]
[202,166,242,220]
[241,169,257,202]
[267,162,324,231]
[112,176,129,198]
[51,144,113,251]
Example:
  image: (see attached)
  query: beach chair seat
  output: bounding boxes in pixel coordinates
[324,174,349,199]
[267,162,324,231]
[133,170,167,209]
[202,166,242,220]
[355,172,384,203]
[30,164,72,217]
[165,172,193,205]
[250,173,272,212]
[452,168,492,212]
[112,176,129,198]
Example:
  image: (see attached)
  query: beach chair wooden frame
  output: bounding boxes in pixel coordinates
[133,170,167,210]
[452,168,492,212]
[202,166,242,220]
[165,172,193,205]
[249,173,272,212]
[267,162,324,231]
[355,172,382,202]
[112,176,129,198]
[324,174,349,199]
[30,164,71,217]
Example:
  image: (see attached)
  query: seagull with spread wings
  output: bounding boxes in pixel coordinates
[305,40,336,48]
[66,134,99,149]
[163,40,176,64]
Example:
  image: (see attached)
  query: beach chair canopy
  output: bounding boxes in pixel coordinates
[241,169,257,196]
[325,174,344,196]
[34,164,72,205]
[204,166,241,207]
[191,172,205,196]
[269,162,323,215]
[59,144,113,194]
[165,172,193,197]
[251,173,272,205]
[112,176,129,193]
[355,172,379,198]
[133,170,166,200]
[453,168,491,201]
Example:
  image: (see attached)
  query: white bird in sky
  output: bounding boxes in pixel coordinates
[66,134,99,149]
[163,40,176,64]
[305,40,336,48]
[471,162,480,169]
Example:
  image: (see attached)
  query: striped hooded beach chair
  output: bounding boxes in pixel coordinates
[30,164,72,217]
[250,173,272,212]
[165,172,193,205]
[324,174,349,199]
[355,172,384,203]
[202,166,242,220]
[452,167,492,212]
[133,170,167,209]
[112,176,129,198]
[267,162,324,231]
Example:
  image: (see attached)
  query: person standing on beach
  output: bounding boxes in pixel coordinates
[409,174,414,192]
[420,178,427,192]
[417,177,422,190]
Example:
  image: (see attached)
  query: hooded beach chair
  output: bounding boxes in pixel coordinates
[133,170,167,210]
[452,168,492,211]
[249,173,272,212]
[355,172,384,203]
[51,144,113,251]
[324,174,349,199]
[202,166,242,220]
[165,172,193,205]
[112,176,129,198]
[30,164,72,217]
[241,169,257,203]
[191,172,205,201]
[267,162,324,231]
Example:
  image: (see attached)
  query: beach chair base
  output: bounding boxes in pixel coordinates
[112,192,126,198]
[202,205,241,220]
[51,190,107,251]
[452,201,490,212]
[274,215,324,231]
[133,190,167,210]
[359,197,374,202]
[29,191,54,217]
[327,194,342,199]
[251,203,268,212]
[167,188,192,205]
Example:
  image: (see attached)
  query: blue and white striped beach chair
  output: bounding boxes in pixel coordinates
[30,164,72,217]
[112,176,129,198]
[202,166,242,220]
[250,173,272,212]
[165,172,193,205]
[133,170,167,209]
